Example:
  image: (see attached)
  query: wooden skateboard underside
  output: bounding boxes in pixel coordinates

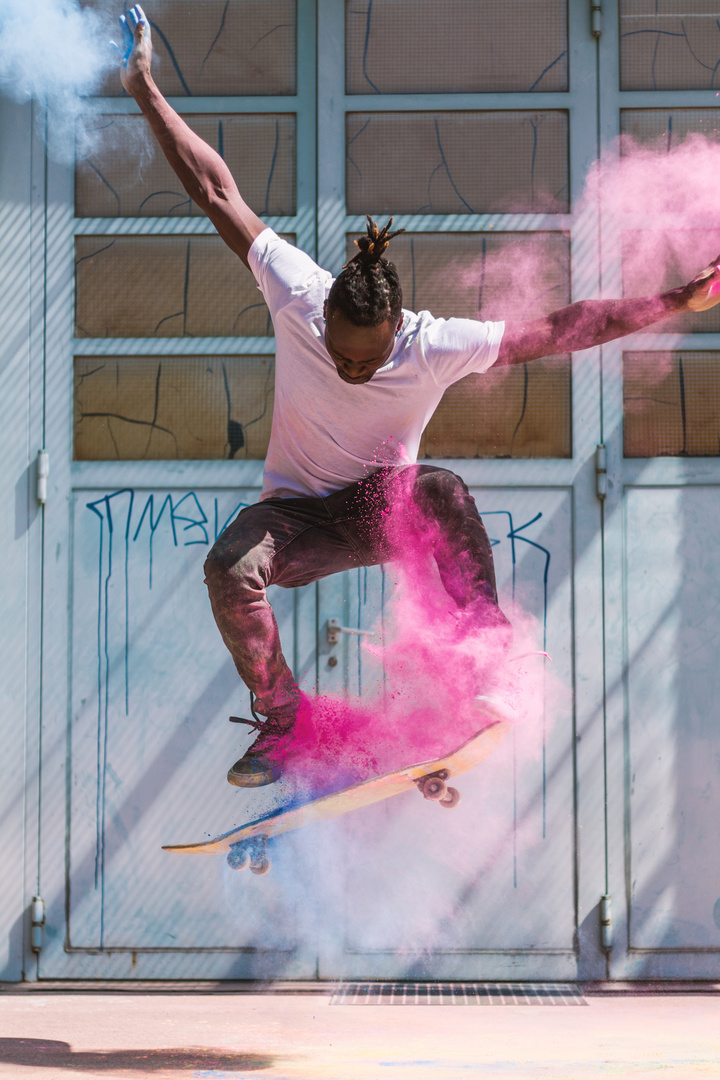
[163,717,512,857]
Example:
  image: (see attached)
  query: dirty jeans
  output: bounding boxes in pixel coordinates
[203,465,508,718]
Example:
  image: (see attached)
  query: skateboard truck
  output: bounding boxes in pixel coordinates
[414,769,460,809]
[227,834,271,875]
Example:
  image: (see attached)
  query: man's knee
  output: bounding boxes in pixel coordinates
[203,545,232,587]
[408,466,470,517]
[203,530,270,597]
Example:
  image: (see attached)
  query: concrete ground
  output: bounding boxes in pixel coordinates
[1,985,719,1079]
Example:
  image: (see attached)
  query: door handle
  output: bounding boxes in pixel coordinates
[326,617,377,646]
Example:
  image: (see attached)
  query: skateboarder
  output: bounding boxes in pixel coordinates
[119,6,720,787]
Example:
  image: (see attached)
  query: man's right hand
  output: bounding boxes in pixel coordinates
[119,4,153,95]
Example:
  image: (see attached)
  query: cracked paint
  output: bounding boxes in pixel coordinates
[74,356,276,461]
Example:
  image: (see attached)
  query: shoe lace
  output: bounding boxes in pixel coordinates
[229,694,295,752]
[228,715,263,733]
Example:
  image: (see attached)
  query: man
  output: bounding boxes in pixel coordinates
[119,5,720,787]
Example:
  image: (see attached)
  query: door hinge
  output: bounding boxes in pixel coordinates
[591,0,602,38]
[600,893,612,951]
[36,448,49,505]
[595,444,607,500]
[31,896,45,953]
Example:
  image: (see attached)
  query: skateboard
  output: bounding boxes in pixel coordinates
[163,704,512,876]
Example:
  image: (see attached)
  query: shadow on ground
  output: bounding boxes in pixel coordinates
[0,1038,279,1071]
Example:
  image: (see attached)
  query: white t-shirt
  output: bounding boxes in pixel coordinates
[248,229,505,500]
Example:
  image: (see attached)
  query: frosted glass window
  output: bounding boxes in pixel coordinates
[420,356,571,459]
[74,235,291,338]
[349,231,570,322]
[87,0,296,96]
[620,1,720,91]
[76,115,295,218]
[346,232,571,458]
[346,0,568,94]
[74,355,274,460]
[621,108,720,149]
[346,112,569,216]
[624,352,720,457]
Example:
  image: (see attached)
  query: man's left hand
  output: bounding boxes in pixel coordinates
[682,254,720,312]
[118,4,153,95]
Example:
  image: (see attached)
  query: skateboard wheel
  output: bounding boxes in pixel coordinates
[227,844,250,871]
[421,776,447,800]
[250,857,271,876]
[439,786,460,808]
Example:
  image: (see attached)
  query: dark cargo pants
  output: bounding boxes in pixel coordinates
[203,465,508,718]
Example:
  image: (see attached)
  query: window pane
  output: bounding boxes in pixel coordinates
[74,235,287,338]
[346,112,569,216]
[622,229,720,334]
[346,231,572,458]
[348,232,570,321]
[420,356,571,459]
[624,351,720,457]
[346,0,568,94]
[74,355,274,460]
[76,115,296,218]
[619,1,720,91]
[88,0,296,97]
[621,108,720,148]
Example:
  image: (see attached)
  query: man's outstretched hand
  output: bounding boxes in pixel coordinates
[498,250,720,366]
[118,4,153,95]
[681,255,720,313]
[112,3,266,266]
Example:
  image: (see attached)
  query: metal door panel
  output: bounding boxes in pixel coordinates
[34,0,319,978]
[0,99,39,982]
[599,0,720,980]
[39,485,319,977]
[312,0,605,977]
[620,485,720,971]
[317,488,577,979]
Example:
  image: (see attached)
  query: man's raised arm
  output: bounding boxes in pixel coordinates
[119,4,265,267]
[496,255,720,366]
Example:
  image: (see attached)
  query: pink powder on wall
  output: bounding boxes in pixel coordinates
[581,136,720,318]
[437,133,720,366]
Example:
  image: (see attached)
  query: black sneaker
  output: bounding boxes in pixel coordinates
[227,711,297,788]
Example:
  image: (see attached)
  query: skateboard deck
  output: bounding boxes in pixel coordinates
[163,703,512,876]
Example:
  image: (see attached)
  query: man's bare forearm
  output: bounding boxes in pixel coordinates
[497,288,688,366]
[132,80,226,206]
[129,77,264,264]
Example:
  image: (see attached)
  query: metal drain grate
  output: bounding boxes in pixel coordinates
[329,982,587,1005]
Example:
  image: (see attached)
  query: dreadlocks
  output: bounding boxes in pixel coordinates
[327,216,406,327]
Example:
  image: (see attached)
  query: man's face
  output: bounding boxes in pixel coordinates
[323,304,402,384]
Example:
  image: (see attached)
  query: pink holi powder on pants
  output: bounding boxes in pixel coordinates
[273,494,566,797]
[278,603,557,799]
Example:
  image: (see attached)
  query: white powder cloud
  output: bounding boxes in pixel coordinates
[0,0,120,158]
